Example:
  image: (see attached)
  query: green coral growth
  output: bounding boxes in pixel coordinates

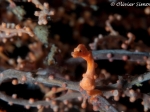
[44,44,58,65]
[135,83,143,87]
[34,25,49,45]
[12,6,26,20]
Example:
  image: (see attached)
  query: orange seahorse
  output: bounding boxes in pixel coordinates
[71,44,102,102]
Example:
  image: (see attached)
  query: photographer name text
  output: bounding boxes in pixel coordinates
[110,2,150,6]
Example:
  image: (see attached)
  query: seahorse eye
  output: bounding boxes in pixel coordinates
[79,49,82,52]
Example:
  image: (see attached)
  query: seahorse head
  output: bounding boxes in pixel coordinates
[71,44,90,58]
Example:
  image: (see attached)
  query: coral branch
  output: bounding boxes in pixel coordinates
[55,91,81,101]
[0,91,51,107]
[28,0,54,24]
[92,96,118,112]
[0,69,79,91]
[124,72,150,88]
[92,50,148,62]
[0,23,34,37]
[0,32,17,39]
[28,0,43,9]
[66,50,149,63]
[0,69,118,111]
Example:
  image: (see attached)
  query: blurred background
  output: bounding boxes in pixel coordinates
[0,0,149,112]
